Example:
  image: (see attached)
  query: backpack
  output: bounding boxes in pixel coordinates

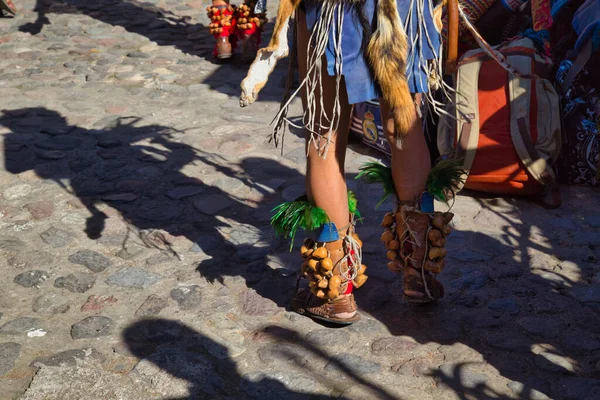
[437,36,562,206]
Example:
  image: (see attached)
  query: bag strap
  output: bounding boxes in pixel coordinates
[560,39,593,94]
[445,0,460,75]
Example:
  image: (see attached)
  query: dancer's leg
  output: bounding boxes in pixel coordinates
[380,97,433,299]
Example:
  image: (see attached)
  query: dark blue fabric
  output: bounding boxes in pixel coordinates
[304,0,441,104]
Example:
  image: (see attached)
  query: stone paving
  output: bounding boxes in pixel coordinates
[0,1,600,399]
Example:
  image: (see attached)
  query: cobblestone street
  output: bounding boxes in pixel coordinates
[0,1,599,399]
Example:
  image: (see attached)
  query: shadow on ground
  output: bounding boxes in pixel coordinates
[3,107,600,399]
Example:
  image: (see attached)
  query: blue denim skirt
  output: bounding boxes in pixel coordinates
[303,0,441,104]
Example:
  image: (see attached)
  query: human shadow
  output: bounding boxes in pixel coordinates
[1,106,299,310]
[123,319,401,399]
[352,188,600,399]
[17,0,287,100]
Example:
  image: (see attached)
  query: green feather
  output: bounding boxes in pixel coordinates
[426,157,467,205]
[347,190,361,221]
[356,161,395,207]
[271,195,329,250]
[271,191,362,249]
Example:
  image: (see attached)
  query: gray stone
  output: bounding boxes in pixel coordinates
[347,318,383,334]
[490,265,523,279]
[535,352,576,374]
[14,270,50,288]
[71,316,115,339]
[32,293,70,315]
[306,329,350,347]
[102,193,139,202]
[518,317,564,339]
[0,236,27,254]
[127,52,151,58]
[40,227,75,248]
[488,298,520,314]
[486,332,531,351]
[242,371,322,398]
[35,137,81,151]
[325,354,381,375]
[0,342,20,376]
[166,186,205,199]
[134,349,219,398]
[451,248,493,262]
[135,295,168,317]
[7,251,56,269]
[507,381,550,400]
[3,184,33,200]
[238,289,280,316]
[54,273,96,293]
[570,285,600,304]
[236,246,270,262]
[371,337,419,357]
[451,271,488,291]
[24,200,55,219]
[439,363,488,389]
[33,348,106,367]
[170,286,202,310]
[136,202,183,221]
[190,235,221,253]
[257,343,313,366]
[68,250,111,273]
[36,150,66,160]
[106,267,163,289]
[0,317,41,335]
[193,194,233,215]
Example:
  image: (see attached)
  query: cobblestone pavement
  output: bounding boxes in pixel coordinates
[0,1,600,399]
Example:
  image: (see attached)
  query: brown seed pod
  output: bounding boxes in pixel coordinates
[428,247,447,260]
[442,225,452,236]
[308,259,319,271]
[442,212,454,224]
[239,17,247,23]
[327,288,340,300]
[380,229,394,243]
[303,238,315,248]
[353,274,368,289]
[319,257,333,272]
[387,261,402,272]
[328,275,341,290]
[424,259,445,273]
[381,213,394,228]
[428,229,442,242]
[318,279,329,289]
[386,240,400,251]
[386,250,398,261]
[308,281,317,289]
[432,214,445,230]
[312,247,328,260]
[313,272,324,281]
[357,264,367,276]
[300,245,309,258]
[395,212,404,226]
[315,289,326,299]
[431,238,446,248]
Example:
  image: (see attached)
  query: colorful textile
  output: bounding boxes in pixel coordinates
[572,0,600,52]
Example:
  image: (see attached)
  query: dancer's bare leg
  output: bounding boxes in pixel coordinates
[297,10,355,317]
[380,97,431,299]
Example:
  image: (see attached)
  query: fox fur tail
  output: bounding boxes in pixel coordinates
[366,0,413,147]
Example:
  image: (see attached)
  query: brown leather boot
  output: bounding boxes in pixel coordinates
[381,202,452,302]
[291,221,367,325]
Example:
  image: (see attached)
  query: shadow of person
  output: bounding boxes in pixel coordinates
[353,192,600,399]
[122,319,399,399]
[17,0,286,100]
[1,107,301,310]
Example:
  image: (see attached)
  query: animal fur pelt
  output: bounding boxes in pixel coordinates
[240,0,413,146]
